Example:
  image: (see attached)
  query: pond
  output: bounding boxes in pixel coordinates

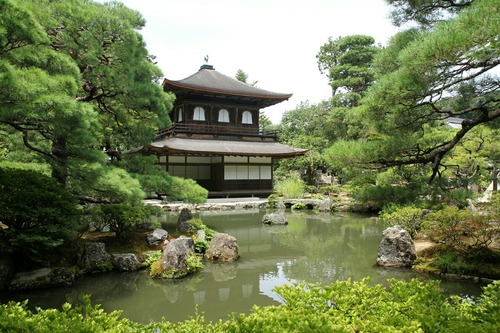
[1,210,486,324]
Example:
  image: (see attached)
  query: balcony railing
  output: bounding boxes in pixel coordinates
[156,123,277,140]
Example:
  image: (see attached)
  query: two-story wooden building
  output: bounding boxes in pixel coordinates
[135,64,307,197]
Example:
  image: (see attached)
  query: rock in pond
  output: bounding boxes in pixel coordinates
[79,242,112,273]
[205,233,239,262]
[377,225,416,267]
[161,236,195,277]
[111,253,141,271]
[177,208,193,232]
[147,228,169,246]
[262,212,288,225]
[10,267,74,290]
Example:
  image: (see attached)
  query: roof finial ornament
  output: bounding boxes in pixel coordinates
[204,55,209,64]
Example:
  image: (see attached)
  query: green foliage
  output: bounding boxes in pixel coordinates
[0,0,174,196]
[317,185,340,195]
[350,183,420,212]
[167,177,208,204]
[291,202,307,210]
[1,279,499,332]
[186,254,204,274]
[385,0,473,27]
[380,206,424,237]
[420,245,500,278]
[86,204,162,240]
[316,35,379,104]
[189,218,216,253]
[433,249,476,275]
[120,154,172,198]
[0,295,142,333]
[266,193,281,209]
[423,206,499,250]
[144,250,162,267]
[0,168,83,264]
[275,176,305,199]
[150,253,204,280]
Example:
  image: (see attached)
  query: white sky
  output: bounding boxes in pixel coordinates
[112,0,400,124]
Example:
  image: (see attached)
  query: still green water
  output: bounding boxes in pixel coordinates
[2,210,485,323]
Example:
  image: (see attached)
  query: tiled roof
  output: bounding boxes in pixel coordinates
[162,65,292,108]
[139,136,308,158]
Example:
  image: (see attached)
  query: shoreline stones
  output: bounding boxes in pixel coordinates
[9,267,75,290]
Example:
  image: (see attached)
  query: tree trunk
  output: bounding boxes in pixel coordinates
[51,136,69,187]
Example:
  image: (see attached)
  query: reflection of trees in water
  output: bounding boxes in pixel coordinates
[274,213,384,283]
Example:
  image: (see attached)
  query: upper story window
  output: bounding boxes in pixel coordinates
[193,106,206,121]
[218,109,229,123]
[242,110,253,124]
[177,107,183,122]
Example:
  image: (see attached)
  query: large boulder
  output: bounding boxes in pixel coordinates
[147,228,169,246]
[111,253,141,271]
[205,233,239,262]
[9,267,74,290]
[377,225,416,267]
[176,208,193,232]
[161,236,195,277]
[262,212,288,225]
[79,242,112,272]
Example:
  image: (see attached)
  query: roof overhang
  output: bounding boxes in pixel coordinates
[133,137,308,158]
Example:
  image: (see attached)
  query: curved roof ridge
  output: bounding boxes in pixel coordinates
[162,66,292,100]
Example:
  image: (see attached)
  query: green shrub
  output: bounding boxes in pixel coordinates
[86,204,163,240]
[434,250,476,275]
[318,185,340,195]
[189,218,216,253]
[275,177,305,199]
[144,250,162,267]
[266,193,281,208]
[168,177,208,204]
[422,206,498,250]
[379,206,424,237]
[291,202,307,210]
[0,168,84,264]
[1,279,499,332]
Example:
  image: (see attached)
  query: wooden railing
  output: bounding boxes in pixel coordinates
[156,123,278,140]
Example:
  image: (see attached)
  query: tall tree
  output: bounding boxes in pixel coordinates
[328,0,499,184]
[316,35,379,107]
[0,0,174,194]
[386,0,474,27]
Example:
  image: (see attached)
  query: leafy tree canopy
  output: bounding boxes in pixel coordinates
[334,0,499,183]
[316,35,379,106]
[0,0,182,204]
[386,0,474,27]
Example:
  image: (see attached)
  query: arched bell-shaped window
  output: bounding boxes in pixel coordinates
[177,107,183,122]
[242,110,253,124]
[218,109,230,123]
[193,106,205,121]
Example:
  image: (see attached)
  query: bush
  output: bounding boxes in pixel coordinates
[275,177,305,199]
[1,279,498,332]
[422,206,498,250]
[0,168,83,264]
[189,218,216,253]
[86,204,163,240]
[318,185,340,195]
[168,177,208,204]
[379,206,424,237]
[266,193,281,208]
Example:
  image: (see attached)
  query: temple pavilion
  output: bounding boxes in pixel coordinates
[135,64,307,197]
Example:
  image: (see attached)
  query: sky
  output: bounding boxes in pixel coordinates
[112,0,401,124]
